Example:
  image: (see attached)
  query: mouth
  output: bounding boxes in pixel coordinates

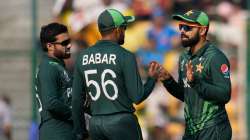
[65,49,71,54]
[181,34,188,38]
[181,34,189,40]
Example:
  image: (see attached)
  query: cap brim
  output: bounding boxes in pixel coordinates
[172,14,196,23]
[124,16,135,24]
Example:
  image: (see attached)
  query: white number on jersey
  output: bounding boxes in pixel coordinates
[84,69,118,101]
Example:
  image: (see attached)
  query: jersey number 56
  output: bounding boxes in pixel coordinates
[84,69,118,101]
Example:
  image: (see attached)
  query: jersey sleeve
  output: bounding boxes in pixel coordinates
[122,52,156,105]
[192,53,231,104]
[40,65,71,120]
[72,54,88,138]
[162,56,184,102]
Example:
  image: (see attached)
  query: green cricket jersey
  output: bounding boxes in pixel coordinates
[72,40,156,133]
[163,42,231,135]
[35,55,73,139]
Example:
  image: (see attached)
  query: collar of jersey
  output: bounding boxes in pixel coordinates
[96,40,119,46]
[44,54,65,67]
[188,41,210,58]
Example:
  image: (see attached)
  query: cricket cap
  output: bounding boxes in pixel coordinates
[98,9,135,32]
[172,10,209,26]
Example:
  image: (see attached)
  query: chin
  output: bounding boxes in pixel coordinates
[181,41,190,48]
[63,54,71,59]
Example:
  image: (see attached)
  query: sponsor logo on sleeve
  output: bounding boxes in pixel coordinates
[221,64,230,78]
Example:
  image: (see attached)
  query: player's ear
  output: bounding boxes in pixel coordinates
[47,43,54,51]
[114,28,120,38]
[115,28,120,34]
[200,27,207,36]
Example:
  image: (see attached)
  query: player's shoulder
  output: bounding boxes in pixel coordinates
[118,47,136,61]
[40,58,57,68]
[203,43,229,66]
[206,43,228,60]
[38,59,60,77]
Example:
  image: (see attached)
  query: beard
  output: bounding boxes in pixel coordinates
[54,48,71,59]
[181,32,200,48]
[64,50,71,59]
[118,32,125,45]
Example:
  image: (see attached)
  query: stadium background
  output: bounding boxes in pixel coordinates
[0,0,249,140]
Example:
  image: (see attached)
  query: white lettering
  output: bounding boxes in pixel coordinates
[88,54,95,64]
[102,54,108,64]
[82,55,88,65]
[109,54,116,65]
[95,53,101,64]
[82,53,117,65]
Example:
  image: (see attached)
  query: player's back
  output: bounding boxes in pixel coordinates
[77,40,137,115]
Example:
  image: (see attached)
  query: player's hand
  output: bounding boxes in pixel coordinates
[158,66,172,81]
[186,60,194,82]
[148,61,161,79]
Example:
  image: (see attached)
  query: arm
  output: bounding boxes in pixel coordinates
[192,54,231,104]
[40,66,71,120]
[162,76,184,102]
[138,77,156,104]
[160,57,184,102]
[122,53,156,105]
[72,56,88,140]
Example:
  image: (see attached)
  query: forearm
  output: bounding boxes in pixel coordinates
[162,77,184,102]
[134,77,156,104]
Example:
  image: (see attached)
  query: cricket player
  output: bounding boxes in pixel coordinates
[72,9,160,140]
[35,23,74,140]
[159,10,232,140]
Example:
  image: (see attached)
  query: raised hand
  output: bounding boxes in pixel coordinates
[186,60,194,82]
[158,65,172,81]
[148,61,161,79]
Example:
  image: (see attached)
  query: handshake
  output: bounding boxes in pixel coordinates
[148,61,171,81]
[149,60,194,82]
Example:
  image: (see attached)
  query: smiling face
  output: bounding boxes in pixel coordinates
[48,33,71,59]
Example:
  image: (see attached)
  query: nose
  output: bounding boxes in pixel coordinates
[180,29,185,34]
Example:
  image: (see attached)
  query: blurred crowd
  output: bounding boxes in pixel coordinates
[48,0,248,139]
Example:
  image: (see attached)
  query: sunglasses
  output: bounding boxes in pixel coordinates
[51,39,71,47]
[179,24,207,32]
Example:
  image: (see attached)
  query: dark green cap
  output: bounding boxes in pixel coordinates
[172,10,209,26]
[98,9,135,32]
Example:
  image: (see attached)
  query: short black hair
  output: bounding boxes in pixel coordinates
[40,22,68,52]
[99,28,115,36]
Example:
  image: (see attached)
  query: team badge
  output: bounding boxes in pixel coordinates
[196,63,203,73]
[220,64,230,78]
[185,10,194,16]
[221,64,228,73]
